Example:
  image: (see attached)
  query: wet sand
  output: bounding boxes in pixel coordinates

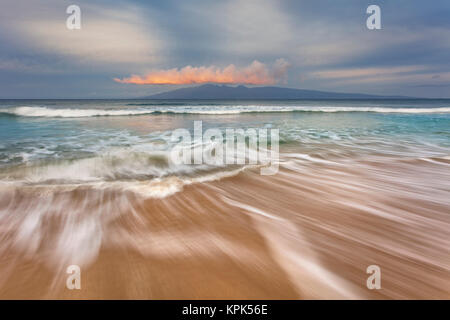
[0,156,449,299]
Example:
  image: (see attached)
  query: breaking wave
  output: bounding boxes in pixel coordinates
[1,105,450,118]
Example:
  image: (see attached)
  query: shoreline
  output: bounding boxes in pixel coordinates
[0,157,448,299]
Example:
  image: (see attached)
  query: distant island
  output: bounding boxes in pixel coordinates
[142,84,411,100]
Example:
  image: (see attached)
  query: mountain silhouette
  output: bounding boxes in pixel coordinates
[142,84,410,99]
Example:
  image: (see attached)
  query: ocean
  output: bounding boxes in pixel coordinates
[0,99,449,299]
[1,99,449,174]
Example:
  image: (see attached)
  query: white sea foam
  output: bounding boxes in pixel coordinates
[2,105,450,118]
[0,144,258,199]
[4,106,155,117]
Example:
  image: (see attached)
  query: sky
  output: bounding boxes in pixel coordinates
[0,0,449,98]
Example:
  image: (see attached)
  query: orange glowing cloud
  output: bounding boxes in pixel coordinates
[114,59,290,85]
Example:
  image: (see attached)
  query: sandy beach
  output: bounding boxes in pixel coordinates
[1,153,448,299]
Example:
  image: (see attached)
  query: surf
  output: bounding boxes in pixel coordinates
[1,105,450,118]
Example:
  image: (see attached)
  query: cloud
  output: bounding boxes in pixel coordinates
[308,66,450,87]
[0,0,164,68]
[115,59,290,85]
[310,66,427,80]
[217,0,293,56]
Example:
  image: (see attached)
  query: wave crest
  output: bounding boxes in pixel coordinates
[1,105,450,118]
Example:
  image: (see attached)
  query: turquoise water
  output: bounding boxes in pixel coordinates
[0,99,449,184]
